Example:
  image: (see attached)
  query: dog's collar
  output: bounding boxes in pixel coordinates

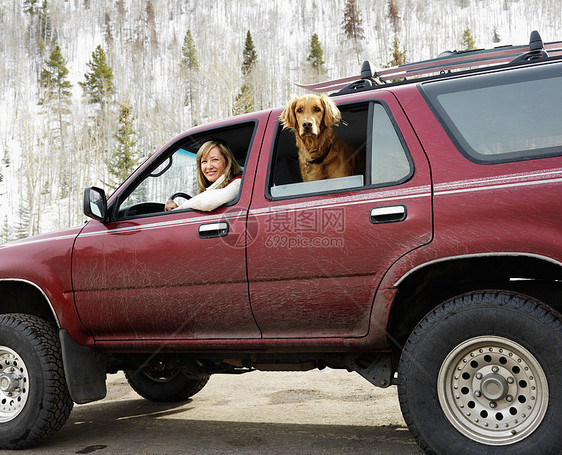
[305,144,332,173]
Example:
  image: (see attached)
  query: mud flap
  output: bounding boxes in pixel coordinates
[59,330,107,404]
[349,353,394,388]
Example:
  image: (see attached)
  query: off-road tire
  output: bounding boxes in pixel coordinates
[0,313,73,449]
[125,368,209,402]
[398,291,562,454]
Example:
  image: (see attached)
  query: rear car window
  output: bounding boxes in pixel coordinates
[268,101,412,199]
[421,62,562,163]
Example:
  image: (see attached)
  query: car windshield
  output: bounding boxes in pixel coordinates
[120,148,198,210]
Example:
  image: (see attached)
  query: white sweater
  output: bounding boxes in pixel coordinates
[178,175,241,212]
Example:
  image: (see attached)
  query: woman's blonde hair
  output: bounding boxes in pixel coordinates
[195,140,243,193]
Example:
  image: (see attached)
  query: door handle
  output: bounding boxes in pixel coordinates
[370,205,407,224]
[198,222,229,239]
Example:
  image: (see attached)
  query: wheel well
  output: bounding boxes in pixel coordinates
[387,255,562,350]
[0,281,58,326]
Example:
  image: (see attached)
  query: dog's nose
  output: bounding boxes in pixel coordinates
[302,120,313,129]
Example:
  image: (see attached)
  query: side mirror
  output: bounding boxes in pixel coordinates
[83,187,107,222]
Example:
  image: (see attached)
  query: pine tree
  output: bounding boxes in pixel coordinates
[38,45,72,105]
[386,35,406,68]
[104,12,113,49]
[80,45,114,109]
[461,27,477,50]
[0,217,11,244]
[306,33,327,81]
[492,27,501,44]
[241,30,257,78]
[80,46,116,190]
[115,0,126,47]
[181,30,199,73]
[1,148,9,167]
[342,0,365,64]
[146,1,158,54]
[388,0,400,34]
[15,205,32,240]
[107,103,139,189]
[180,29,199,114]
[232,31,258,116]
[38,45,72,152]
[232,83,255,116]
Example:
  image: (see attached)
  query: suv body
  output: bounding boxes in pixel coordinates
[0,33,561,453]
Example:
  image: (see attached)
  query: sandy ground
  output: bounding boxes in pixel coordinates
[6,369,424,455]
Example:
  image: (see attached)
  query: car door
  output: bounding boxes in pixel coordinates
[247,94,433,338]
[72,121,264,342]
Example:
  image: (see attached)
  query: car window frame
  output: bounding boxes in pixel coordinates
[107,120,259,222]
[265,100,414,201]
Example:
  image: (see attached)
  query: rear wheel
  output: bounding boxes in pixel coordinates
[125,367,209,402]
[0,314,73,449]
[398,291,562,454]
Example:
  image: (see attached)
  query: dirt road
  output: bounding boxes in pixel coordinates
[5,369,424,454]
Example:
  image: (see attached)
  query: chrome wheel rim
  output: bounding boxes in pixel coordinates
[0,346,29,423]
[438,336,548,446]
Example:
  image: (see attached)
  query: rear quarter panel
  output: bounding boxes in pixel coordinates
[390,86,562,283]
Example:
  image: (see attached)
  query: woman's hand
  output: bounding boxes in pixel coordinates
[164,200,178,211]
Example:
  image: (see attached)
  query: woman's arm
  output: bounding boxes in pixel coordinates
[178,178,241,212]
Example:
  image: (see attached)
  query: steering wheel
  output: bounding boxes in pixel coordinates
[169,192,192,201]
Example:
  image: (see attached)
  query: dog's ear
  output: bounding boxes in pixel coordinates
[280,97,299,130]
[321,94,341,128]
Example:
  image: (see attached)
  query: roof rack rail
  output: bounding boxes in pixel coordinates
[297,31,562,95]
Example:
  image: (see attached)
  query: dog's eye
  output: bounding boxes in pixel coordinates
[296,108,302,113]
[314,107,321,112]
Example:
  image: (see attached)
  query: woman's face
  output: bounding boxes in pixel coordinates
[201,146,226,183]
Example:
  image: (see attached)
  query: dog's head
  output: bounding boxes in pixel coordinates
[280,94,341,137]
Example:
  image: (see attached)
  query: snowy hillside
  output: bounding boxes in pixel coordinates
[1,0,561,239]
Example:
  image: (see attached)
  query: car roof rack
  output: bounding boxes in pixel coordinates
[297,31,562,96]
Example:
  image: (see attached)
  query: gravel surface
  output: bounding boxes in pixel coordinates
[6,369,424,454]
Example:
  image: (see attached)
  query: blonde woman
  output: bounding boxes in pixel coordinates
[165,140,243,212]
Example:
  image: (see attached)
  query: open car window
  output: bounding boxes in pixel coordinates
[268,101,412,199]
[118,148,197,217]
[113,121,256,220]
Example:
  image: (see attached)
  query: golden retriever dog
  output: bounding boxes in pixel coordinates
[280,94,358,182]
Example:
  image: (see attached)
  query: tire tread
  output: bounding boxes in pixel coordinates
[397,291,562,455]
[0,313,73,449]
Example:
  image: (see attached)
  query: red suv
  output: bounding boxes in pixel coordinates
[0,32,561,454]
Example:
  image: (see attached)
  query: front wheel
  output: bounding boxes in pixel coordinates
[398,291,562,454]
[125,367,209,402]
[0,314,73,449]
